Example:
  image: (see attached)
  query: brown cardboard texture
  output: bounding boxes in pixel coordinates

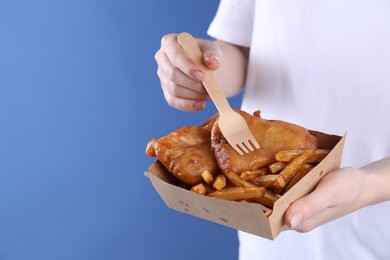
[144,129,346,240]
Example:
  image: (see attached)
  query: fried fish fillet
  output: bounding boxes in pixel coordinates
[211,110,318,174]
[146,124,219,185]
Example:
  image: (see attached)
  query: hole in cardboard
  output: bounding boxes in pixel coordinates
[219,217,228,223]
[179,200,184,205]
[184,208,189,212]
[202,207,210,213]
[319,170,324,176]
[185,203,189,207]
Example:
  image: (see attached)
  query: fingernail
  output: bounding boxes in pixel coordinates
[205,55,220,69]
[290,212,302,229]
[208,54,220,64]
[193,101,205,111]
[193,71,204,81]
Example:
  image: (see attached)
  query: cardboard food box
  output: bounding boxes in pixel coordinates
[144,124,346,240]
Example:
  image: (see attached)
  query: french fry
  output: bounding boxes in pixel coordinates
[277,149,315,186]
[275,150,304,162]
[250,189,280,208]
[191,183,207,195]
[201,170,214,185]
[282,163,314,194]
[226,171,253,187]
[263,209,273,217]
[261,190,281,207]
[308,149,330,163]
[226,172,279,207]
[248,174,286,189]
[268,161,288,174]
[275,149,330,163]
[207,187,266,201]
[213,174,227,191]
[190,183,215,195]
[240,168,268,180]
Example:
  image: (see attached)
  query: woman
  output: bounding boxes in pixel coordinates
[154,0,390,259]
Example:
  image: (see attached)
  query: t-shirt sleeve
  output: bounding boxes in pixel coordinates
[207,0,255,47]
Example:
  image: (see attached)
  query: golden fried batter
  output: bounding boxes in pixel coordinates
[211,110,318,174]
[146,125,219,185]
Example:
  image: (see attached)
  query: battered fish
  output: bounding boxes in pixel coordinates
[146,124,219,185]
[211,110,318,174]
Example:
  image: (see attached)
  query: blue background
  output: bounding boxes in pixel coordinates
[0,1,243,259]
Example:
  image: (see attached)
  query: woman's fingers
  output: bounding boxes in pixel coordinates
[155,33,222,111]
[162,87,206,112]
[199,38,223,70]
[156,51,208,95]
[161,34,205,81]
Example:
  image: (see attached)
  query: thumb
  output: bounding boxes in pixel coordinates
[198,39,223,70]
[284,186,333,232]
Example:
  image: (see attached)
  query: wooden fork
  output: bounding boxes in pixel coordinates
[177,32,260,155]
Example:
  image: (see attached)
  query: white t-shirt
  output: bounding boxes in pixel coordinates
[208,0,390,259]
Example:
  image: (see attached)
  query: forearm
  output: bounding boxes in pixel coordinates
[213,40,249,97]
[360,156,390,206]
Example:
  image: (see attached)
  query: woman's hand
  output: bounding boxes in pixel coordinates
[284,167,367,232]
[284,156,390,232]
[154,33,222,112]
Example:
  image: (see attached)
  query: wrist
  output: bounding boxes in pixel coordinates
[359,157,390,206]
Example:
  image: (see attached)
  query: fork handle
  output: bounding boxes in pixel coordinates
[177,32,232,115]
